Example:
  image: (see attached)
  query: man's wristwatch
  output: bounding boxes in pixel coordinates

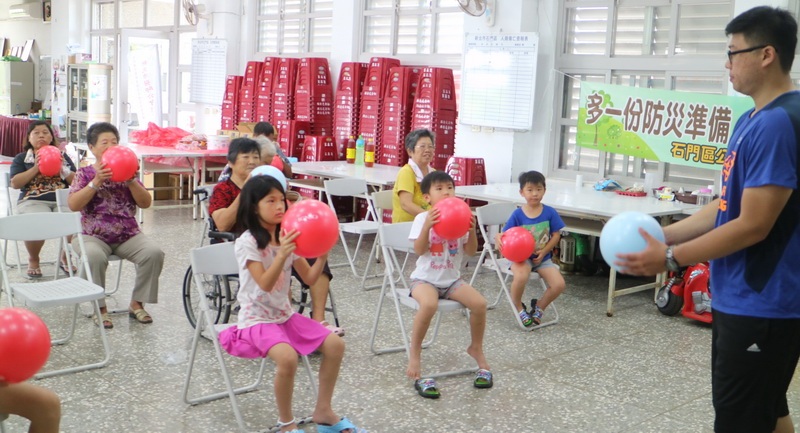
[665,245,681,272]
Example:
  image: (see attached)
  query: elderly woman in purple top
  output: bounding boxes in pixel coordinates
[67,122,164,329]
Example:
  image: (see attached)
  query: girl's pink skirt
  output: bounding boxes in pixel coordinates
[219,313,332,359]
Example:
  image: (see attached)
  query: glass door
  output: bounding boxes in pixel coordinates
[117,29,176,142]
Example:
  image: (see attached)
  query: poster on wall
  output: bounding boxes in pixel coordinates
[576,82,754,170]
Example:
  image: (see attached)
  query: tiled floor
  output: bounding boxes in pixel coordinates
[2,205,798,433]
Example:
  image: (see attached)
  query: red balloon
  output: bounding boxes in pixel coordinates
[101,146,139,182]
[0,308,51,383]
[501,227,536,263]
[282,199,339,258]
[37,146,61,177]
[270,155,284,171]
[432,197,472,240]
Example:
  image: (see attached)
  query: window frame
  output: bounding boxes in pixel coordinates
[551,0,735,190]
[255,0,334,56]
[360,0,464,69]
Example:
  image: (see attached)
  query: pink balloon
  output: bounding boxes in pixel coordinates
[282,199,339,258]
[501,227,536,263]
[37,146,61,177]
[0,308,51,383]
[270,155,284,171]
[432,197,472,240]
[101,146,139,182]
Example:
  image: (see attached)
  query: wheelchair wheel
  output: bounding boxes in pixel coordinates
[182,265,233,328]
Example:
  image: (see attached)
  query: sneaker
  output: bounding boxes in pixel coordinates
[530,305,543,326]
[518,308,533,327]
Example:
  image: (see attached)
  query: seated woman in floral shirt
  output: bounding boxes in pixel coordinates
[67,122,164,329]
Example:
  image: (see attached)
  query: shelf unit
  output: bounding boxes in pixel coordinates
[66,64,113,143]
[0,62,34,116]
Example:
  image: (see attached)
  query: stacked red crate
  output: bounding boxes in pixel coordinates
[238,61,262,123]
[255,57,280,123]
[272,58,299,122]
[275,119,310,159]
[410,67,458,170]
[333,62,368,159]
[295,58,334,137]
[379,66,421,167]
[221,75,243,130]
[301,136,337,162]
[446,157,487,207]
[359,57,401,154]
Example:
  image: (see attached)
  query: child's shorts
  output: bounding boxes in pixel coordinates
[219,313,332,359]
[517,258,559,272]
[410,278,466,299]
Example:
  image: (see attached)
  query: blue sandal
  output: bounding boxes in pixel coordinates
[414,378,441,399]
[316,417,368,433]
[276,418,305,433]
[474,368,493,389]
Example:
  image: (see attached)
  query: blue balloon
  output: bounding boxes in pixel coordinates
[250,165,287,191]
[600,211,666,272]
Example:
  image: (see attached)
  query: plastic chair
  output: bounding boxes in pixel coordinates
[182,242,317,433]
[369,222,477,379]
[468,202,559,331]
[322,178,381,281]
[3,172,25,277]
[361,189,411,291]
[54,188,124,296]
[0,212,111,379]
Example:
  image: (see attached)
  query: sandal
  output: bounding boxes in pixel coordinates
[321,321,345,337]
[316,417,368,433]
[59,261,78,276]
[129,308,153,324]
[276,418,305,433]
[414,378,441,399]
[474,368,493,389]
[92,312,113,329]
[26,267,42,279]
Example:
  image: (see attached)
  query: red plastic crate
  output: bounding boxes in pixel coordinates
[275,120,311,158]
[301,135,337,162]
[337,62,369,94]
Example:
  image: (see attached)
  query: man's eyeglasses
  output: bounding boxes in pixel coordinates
[727,45,768,62]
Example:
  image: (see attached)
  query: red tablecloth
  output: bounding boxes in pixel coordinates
[0,116,32,157]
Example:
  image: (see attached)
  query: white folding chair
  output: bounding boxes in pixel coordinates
[3,172,24,277]
[468,202,559,331]
[361,189,411,291]
[322,178,381,281]
[182,242,317,433]
[0,212,111,378]
[54,188,124,296]
[369,222,477,379]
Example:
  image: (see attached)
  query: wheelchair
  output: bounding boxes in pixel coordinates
[181,187,341,329]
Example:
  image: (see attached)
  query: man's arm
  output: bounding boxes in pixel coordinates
[618,185,792,275]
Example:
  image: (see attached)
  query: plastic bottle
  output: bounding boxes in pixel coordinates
[365,138,375,167]
[355,135,365,166]
[346,136,356,164]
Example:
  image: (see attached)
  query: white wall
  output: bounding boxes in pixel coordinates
[454,0,559,183]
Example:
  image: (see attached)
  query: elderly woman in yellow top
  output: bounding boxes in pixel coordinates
[392,129,436,223]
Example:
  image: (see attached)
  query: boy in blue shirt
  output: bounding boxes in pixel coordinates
[496,171,566,327]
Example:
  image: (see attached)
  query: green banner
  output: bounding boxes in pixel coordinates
[576,82,754,170]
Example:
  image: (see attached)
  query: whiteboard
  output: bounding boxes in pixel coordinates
[190,39,227,105]
[459,33,538,130]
